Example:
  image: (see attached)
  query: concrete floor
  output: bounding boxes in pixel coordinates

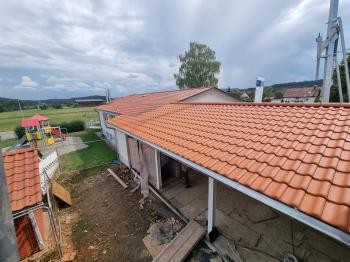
[40,137,88,156]
[0,131,16,140]
[161,171,350,262]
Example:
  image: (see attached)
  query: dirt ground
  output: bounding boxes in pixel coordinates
[57,165,173,262]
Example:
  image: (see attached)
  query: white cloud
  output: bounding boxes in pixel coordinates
[43,75,105,92]
[0,0,349,99]
[14,76,38,90]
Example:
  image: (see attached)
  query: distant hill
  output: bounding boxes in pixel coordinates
[0,95,106,112]
[270,80,322,90]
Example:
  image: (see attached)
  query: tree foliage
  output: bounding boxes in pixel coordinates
[14,126,25,139]
[51,120,85,133]
[39,103,48,110]
[330,54,350,102]
[229,89,242,100]
[174,42,221,89]
[274,91,283,99]
[263,87,275,99]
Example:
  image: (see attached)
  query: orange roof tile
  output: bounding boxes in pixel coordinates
[281,86,320,98]
[3,148,42,212]
[109,102,350,233]
[96,87,211,115]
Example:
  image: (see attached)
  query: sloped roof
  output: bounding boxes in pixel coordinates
[21,114,48,127]
[3,148,42,212]
[96,87,211,116]
[21,118,40,128]
[109,102,350,233]
[282,86,320,98]
[30,114,49,121]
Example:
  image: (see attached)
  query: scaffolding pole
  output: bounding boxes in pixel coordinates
[0,144,20,262]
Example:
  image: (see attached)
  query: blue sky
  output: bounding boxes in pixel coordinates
[0,0,349,100]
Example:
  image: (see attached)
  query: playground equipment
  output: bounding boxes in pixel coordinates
[21,114,67,147]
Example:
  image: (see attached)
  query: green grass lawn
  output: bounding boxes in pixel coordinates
[59,130,116,173]
[0,138,17,148]
[0,107,98,131]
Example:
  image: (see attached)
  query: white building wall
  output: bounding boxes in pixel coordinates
[98,110,117,150]
[127,138,158,187]
[128,138,141,172]
[183,88,237,103]
[116,130,130,167]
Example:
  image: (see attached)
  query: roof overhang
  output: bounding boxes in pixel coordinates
[21,118,40,128]
[95,108,118,114]
[109,123,350,247]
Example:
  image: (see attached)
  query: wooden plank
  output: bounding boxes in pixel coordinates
[52,181,72,206]
[107,168,128,189]
[153,220,205,262]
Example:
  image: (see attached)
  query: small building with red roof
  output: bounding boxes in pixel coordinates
[3,148,46,260]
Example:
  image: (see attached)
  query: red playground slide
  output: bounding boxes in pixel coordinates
[51,128,66,141]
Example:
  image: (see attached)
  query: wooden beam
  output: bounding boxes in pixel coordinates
[154,150,162,189]
[207,177,218,242]
[153,220,205,262]
[52,181,72,206]
[107,168,128,189]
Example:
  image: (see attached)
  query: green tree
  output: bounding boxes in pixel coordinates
[263,86,275,100]
[174,42,221,89]
[39,103,48,110]
[330,54,350,102]
[229,89,243,101]
[275,91,283,99]
[14,126,25,139]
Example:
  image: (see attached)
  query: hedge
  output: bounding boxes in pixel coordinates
[52,120,85,133]
[14,126,25,139]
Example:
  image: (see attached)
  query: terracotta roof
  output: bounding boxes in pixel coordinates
[30,114,49,121]
[281,86,320,98]
[109,102,350,233]
[3,148,42,212]
[96,87,211,115]
[21,114,49,127]
[21,118,40,128]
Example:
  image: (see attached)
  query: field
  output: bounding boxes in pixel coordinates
[59,130,116,173]
[0,138,17,148]
[0,107,98,131]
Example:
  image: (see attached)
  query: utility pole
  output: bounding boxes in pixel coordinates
[0,142,20,262]
[316,0,350,102]
[17,99,24,119]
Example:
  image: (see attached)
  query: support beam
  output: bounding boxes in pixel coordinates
[155,150,162,190]
[28,211,44,250]
[207,177,218,242]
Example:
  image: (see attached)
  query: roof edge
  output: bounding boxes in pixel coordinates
[171,101,350,108]
[3,147,38,157]
[110,123,350,247]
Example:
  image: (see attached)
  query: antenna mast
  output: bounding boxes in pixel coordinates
[316,0,350,102]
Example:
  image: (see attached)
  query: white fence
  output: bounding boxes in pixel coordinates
[86,120,100,128]
[39,150,59,194]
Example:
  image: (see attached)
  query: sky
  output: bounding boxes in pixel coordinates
[0,0,349,100]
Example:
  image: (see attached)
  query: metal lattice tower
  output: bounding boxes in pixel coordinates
[316,0,350,102]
